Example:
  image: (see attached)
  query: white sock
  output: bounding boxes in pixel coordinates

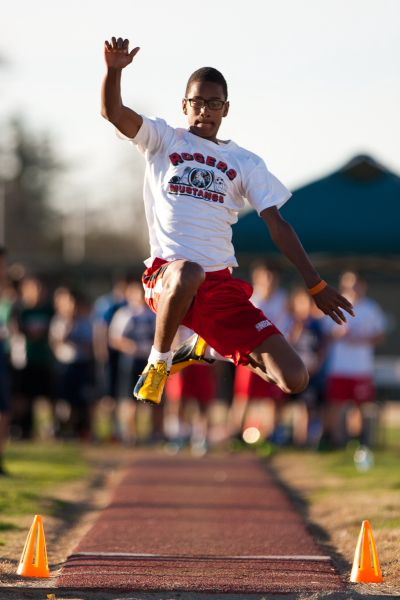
[205,346,233,362]
[148,346,173,369]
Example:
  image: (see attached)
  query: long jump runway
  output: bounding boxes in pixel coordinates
[57,453,345,594]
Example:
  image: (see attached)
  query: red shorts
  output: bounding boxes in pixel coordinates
[166,364,216,407]
[234,364,286,403]
[142,258,281,365]
[326,376,376,404]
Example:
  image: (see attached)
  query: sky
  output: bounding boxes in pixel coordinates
[1,0,399,213]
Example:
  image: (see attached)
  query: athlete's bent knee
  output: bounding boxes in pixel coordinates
[167,260,205,294]
[281,366,309,395]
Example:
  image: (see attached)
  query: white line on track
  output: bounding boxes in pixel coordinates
[69,552,331,561]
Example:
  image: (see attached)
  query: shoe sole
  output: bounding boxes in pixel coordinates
[134,396,163,406]
[170,358,205,375]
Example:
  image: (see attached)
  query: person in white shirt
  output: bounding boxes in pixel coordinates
[108,281,156,442]
[323,271,386,446]
[101,36,354,406]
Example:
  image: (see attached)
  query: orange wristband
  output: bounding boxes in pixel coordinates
[308,280,328,296]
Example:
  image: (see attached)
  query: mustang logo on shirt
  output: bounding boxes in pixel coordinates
[168,167,226,203]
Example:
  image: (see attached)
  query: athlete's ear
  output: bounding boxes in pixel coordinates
[223,101,230,118]
[182,98,188,115]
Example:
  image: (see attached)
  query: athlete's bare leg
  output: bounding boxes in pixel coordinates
[134,261,205,404]
[154,260,205,352]
[249,334,309,395]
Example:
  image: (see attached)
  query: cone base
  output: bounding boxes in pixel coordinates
[351,573,384,584]
[16,566,50,578]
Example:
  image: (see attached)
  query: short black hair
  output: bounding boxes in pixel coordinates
[185,67,228,99]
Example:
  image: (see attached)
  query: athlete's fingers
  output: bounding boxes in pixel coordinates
[104,40,112,51]
[122,39,129,49]
[334,307,346,323]
[129,47,140,59]
[329,310,342,325]
[117,37,124,48]
[342,305,355,317]
[339,296,355,316]
[321,288,354,318]
[111,36,117,48]
[316,296,344,324]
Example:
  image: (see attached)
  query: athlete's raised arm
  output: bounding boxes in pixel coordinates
[101,37,142,139]
[260,206,355,324]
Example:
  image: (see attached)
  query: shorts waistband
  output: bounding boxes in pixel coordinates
[150,258,231,279]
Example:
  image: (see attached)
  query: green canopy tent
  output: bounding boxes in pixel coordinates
[232,155,400,256]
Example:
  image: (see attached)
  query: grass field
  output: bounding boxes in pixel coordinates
[0,442,89,546]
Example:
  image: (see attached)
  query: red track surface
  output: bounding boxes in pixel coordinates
[57,453,345,594]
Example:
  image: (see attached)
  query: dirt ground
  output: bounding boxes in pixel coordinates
[270,452,400,599]
[1,444,399,600]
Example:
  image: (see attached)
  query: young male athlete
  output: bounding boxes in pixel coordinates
[101,36,354,405]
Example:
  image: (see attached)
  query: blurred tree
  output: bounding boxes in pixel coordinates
[0,117,62,258]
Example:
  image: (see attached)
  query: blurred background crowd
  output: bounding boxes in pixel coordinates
[0,250,393,474]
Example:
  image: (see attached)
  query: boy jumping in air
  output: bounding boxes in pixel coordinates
[101,36,354,405]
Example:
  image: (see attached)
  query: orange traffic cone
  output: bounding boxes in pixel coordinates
[350,520,383,583]
[17,515,50,578]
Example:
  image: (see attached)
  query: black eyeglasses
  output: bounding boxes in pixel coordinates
[185,97,226,110]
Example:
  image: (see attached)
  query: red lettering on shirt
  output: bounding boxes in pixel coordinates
[206,156,216,167]
[168,183,224,204]
[193,153,205,164]
[182,152,193,161]
[226,169,237,181]
[169,153,183,166]
[216,161,228,173]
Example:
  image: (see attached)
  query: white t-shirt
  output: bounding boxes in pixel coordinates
[323,297,386,377]
[109,304,155,359]
[123,116,291,271]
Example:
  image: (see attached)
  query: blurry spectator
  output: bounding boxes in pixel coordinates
[286,287,327,447]
[166,363,217,454]
[250,261,289,331]
[230,262,289,441]
[323,271,386,447]
[92,277,127,406]
[0,247,11,474]
[11,276,54,439]
[231,365,286,443]
[50,288,95,440]
[108,281,156,443]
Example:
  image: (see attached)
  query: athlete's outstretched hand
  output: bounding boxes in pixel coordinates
[104,37,140,69]
[312,284,354,324]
